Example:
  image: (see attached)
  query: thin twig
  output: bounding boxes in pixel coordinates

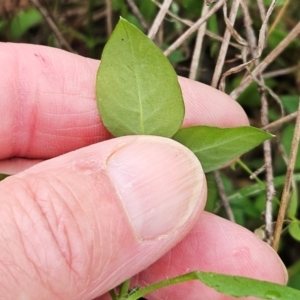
[205,29,243,49]
[151,0,242,49]
[219,56,256,92]
[148,0,172,40]
[273,99,300,251]
[268,0,290,37]
[105,0,113,36]
[261,90,276,245]
[126,0,149,30]
[218,0,254,92]
[211,0,241,88]
[163,0,225,57]
[250,164,266,179]
[256,0,267,21]
[151,0,193,26]
[225,0,282,109]
[240,0,257,54]
[230,21,300,99]
[29,0,75,53]
[262,112,298,131]
[239,0,276,243]
[214,170,235,223]
[262,66,300,79]
[257,0,278,57]
[189,3,209,80]
[244,65,285,117]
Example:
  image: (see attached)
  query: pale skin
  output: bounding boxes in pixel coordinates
[0,43,287,300]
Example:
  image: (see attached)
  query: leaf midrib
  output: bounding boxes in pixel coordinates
[124,24,144,134]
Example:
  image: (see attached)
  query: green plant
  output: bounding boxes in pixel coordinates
[95,17,298,300]
[96,18,272,173]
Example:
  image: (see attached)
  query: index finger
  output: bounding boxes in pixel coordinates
[0,43,248,161]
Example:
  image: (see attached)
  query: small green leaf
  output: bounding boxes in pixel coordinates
[9,8,42,40]
[96,18,185,137]
[205,173,218,212]
[280,95,300,114]
[289,222,300,242]
[0,174,9,181]
[173,126,273,172]
[287,187,298,219]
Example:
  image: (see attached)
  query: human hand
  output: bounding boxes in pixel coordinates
[0,43,286,300]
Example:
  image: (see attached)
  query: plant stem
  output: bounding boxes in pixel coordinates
[211,0,241,88]
[230,21,300,99]
[189,3,209,80]
[273,99,300,251]
[119,279,131,299]
[236,159,264,185]
[214,170,235,222]
[109,289,118,300]
[29,0,75,53]
[147,0,172,40]
[126,273,199,300]
[163,0,224,56]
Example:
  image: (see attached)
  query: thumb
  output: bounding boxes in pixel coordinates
[0,135,206,300]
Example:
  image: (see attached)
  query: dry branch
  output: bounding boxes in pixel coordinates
[29,0,75,53]
[163,0,225,57]
[189,3,210,80]
[230,21,300,99]
[273,100,300,251]
[211,0,241,88]
[148,0,172,40]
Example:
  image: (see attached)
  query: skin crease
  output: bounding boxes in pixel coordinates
[0,43,287,300]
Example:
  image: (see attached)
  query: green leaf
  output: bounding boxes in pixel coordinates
[282,124,300,170]
[289,222,300,242]
[280,95,300,114]
[0,174,9,181]
[126,271,300,300]
[195,272,298,299]
[173,126,273,173]
[9,8,42,40]
[96,18,185,137]
[205,173,218,212]
[139,0,157,21]
[287,187,298,219]
[264,0,286,6]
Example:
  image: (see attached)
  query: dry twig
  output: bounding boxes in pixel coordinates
[261,90,276,244]
[257,0,278,57]
[268,0,290,37]
[273,100,300,251]
[230,21,300,99]
[238,0,277,243]
[262,66,300,79]
[250,164,266,179]
[214,170,235,223]
[211,0,241,88]
[105,0,113,36]
[189,3,209,80]
[256,0,266,21]
[262,112,298,131]
[148,0,172,40]
[29,0,75,53]
[151,0,242,49]
[163,0,225,57]
[126,0,149,30]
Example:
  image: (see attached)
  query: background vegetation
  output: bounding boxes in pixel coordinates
[1,0,300,293]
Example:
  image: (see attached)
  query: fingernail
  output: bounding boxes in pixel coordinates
[106,136,204,240]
